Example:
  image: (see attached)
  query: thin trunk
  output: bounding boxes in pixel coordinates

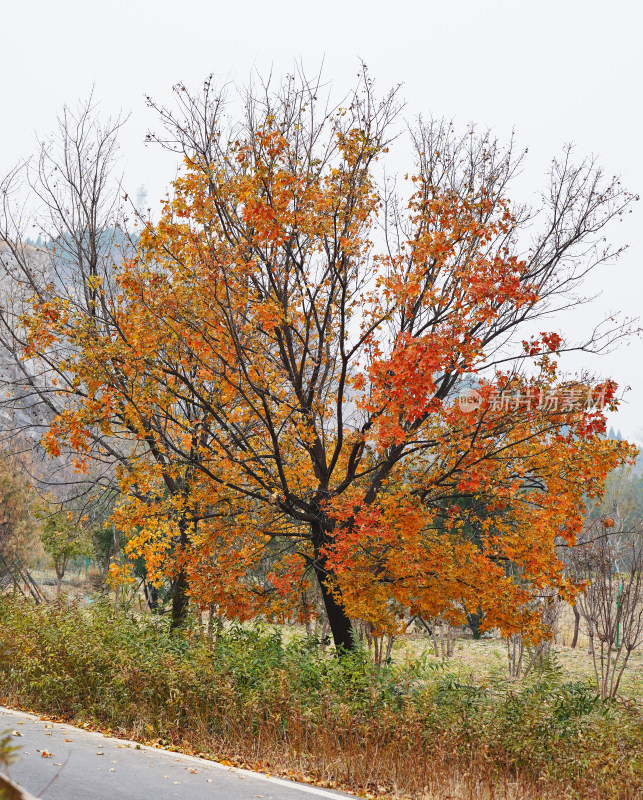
[591,636,601,694]
[447,625,456,658]
[571,603,581,649]
[55,561,65,597]
[431,618,439,657]
[373,633,381,664]
[611,645,632,698]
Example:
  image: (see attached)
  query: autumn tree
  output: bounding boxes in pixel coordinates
[0,98,216,627]
[0,447,39,563]
[18,71,637,651]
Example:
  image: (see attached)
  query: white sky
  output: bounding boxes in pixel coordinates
[2,0,642,441]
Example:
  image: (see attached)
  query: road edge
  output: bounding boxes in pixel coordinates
[0,705,355,800]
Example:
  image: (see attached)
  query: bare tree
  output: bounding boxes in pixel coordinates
[505,591,562,679]
[0,96,127,506]
[568,519,643,698]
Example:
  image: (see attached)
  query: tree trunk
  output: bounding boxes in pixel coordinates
[466,607,483,640]
[170,519,190,631]
[314,562,354,652]
[144,580,159,612]
[571,602,581,649]
[311,521,354,653]
[431,618,439,656]
[207,604,215,641]
[55,563,64,596]
[170,567,189,630]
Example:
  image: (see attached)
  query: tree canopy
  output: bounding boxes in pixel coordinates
[7,72,637,649]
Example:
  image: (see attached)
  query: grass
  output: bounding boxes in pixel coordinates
[394,635,643,701]
[0,596,641,800]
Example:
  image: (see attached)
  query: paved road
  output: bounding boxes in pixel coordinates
[0,708,351,800]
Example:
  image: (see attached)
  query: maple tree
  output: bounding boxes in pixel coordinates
[15,73,637,649]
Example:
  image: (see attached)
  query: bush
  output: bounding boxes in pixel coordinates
[0,597,641,799]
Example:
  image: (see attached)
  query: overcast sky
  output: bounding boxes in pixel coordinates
[2,0,641,441]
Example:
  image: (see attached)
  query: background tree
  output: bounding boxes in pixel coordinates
[567,517,643,698]
[0,98,215,627]
[0,448,39,564]
[563,462,643,695]
[0,96,128,517]
[39,508,91,594]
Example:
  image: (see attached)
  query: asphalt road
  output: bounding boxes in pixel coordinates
[0,707,351,800]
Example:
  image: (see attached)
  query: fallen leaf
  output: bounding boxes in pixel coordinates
[41,750,53,758]
[12,731,22,737]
